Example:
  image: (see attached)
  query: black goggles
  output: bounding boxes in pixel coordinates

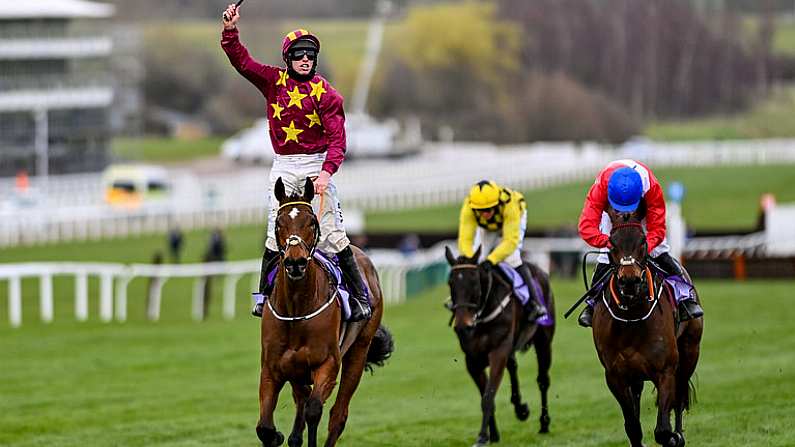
[289,49,317,61]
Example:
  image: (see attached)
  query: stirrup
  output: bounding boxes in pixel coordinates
[678,300,703,321]
[348,298,371,322]
[578,306,594,328]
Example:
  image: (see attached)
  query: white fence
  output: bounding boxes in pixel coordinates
[4,140,795,247]
[0,248,445,328]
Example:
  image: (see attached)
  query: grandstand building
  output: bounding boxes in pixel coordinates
[0,0,115,176]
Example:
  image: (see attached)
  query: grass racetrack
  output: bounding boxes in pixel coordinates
[1,278,793,446]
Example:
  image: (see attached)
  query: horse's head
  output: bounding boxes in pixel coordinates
[445,246,489,334]
[274,177,320,280]
[607,208,648,306]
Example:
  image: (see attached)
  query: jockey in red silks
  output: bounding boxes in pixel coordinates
[221,3,370,321]
[576,160,704,327]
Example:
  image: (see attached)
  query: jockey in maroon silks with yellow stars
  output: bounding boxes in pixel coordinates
[221,3,371,321]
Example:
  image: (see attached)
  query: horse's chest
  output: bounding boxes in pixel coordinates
[277,345,333,376]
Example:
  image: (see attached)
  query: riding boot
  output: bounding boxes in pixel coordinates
[578,262,613,328]
[337,246,372,322]
[516,263,547,322]
[653,252,704,321]
[252,248,279,318]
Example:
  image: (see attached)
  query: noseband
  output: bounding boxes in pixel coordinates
[276,201,320,261]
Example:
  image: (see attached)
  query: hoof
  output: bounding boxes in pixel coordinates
[539,412,551,433]
[287,433,302,447]
[472,434,489,447]
[514,403,530,421]
[256,425,284,447]
[655,430,682,447]
[489,431,500,443]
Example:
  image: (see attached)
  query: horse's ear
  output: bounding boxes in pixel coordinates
[445,246,456,266]
[274,177,287,204]
[303,177,315,203]
[473,245,482,262]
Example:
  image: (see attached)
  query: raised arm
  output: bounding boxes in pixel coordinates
[220,4,278,94]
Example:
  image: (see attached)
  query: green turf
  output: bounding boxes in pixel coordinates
[645,86,795,141]
[365,164,795,232]
[0,278,793,446]
[111,136,228,163]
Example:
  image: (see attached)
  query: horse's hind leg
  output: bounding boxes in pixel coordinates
[606,373,644,447]
[288,382,311,447]
[534,332,552,433]
[507,354,530,422]
[674,319,703,442]
[256,375,286,447]
[306,357,339,447]
[324,339,370,447]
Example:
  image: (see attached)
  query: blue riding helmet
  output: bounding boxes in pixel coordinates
[608,167,643,212]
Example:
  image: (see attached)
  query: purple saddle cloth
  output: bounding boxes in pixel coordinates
[253,250,369,321]
[497,263,553,327]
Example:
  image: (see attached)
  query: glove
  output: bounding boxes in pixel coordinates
[480,260,495,273]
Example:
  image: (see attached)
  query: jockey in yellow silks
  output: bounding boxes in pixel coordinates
[458,180,546,321]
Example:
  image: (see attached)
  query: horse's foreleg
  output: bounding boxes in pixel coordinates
[654,370,683,447]
[605,372,644,447]
[481,348,510,445]
[288,382,311,447]
[464,356,490,446]
[324,339,370,447]
[306,357,339,447]
[506,354,530,422]
[257,374,286,447]
[534,332,552,433]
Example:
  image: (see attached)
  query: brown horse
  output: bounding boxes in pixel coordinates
[445,246,555,446]
[592,209,703,447]
[256,177,393,447]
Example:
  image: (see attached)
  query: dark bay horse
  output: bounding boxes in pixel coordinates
[592,209,703,447]
[256,177,393,447]
[445,247,555,447]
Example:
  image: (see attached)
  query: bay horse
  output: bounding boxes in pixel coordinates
[445,246,555,447]
[256,177,393,447]
[592,209,703,447]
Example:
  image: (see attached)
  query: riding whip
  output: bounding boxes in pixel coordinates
[223,0,246,22]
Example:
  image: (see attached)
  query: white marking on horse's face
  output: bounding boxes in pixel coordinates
[289,207,300,219]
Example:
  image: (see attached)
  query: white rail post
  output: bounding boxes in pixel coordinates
[115,275,133,322]
[99,272,113,322]
[75,272,88,321]
[223,274,241,320]
[9,276,22,327]
[40,273,54,323]
[147,278,166,321]
[192,277,207,321]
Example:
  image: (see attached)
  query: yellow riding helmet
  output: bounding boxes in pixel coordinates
[468,180,502,209]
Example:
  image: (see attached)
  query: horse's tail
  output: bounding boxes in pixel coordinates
[365,324,394,373]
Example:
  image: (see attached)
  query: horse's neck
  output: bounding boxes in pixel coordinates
[275,262,327,315]
[482,272,511,309]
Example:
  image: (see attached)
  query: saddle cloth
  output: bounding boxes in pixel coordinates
[497,263,553,327]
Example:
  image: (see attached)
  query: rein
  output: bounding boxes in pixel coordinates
[604,266,661,323]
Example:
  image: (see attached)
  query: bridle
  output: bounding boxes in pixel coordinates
[275,200,320,261]
[606,221,658,320]
[447,263,511,325]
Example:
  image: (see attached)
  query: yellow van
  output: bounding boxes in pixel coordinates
[102,164,170,209]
